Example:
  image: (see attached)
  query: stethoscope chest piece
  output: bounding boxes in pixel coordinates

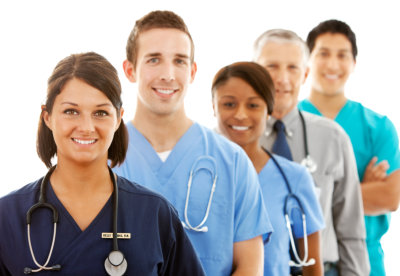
[104,250,127,276]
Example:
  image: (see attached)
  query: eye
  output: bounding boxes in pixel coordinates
[318,51,329,57]
[249,103,260,109]
[148,57,159,64]
[338,52,351,60]
[175,58,187,65]
[222,102,236,108]
[266,64,277,70]
[64,109,78,115]
[94,110,109,117]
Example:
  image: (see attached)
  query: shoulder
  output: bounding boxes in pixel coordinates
[301,111,348,137]
[272,155,311,183]
[117,176,179,215]
[197,123,248,154]
[0,179,41,205]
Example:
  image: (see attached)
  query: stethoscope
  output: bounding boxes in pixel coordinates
[182,126,218,233]
[263,148,315,268]
[24,166,127,276]
[298,110,318,173]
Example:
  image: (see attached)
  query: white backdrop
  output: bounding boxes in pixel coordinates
[1,0,399,274]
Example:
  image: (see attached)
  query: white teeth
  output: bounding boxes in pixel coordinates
[325,74,339,80]
[73,138,96,145]
[156,89,175,95]
[232,126,249,131]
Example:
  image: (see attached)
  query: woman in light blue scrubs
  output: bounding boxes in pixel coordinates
[212,61,325,276]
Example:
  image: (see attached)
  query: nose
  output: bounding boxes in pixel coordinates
[78,114,95,134]
[233,104,248,120]
[326,56,340,70]
[275,68,290,85]
[160,62,175,82]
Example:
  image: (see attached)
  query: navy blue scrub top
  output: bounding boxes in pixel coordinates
[0,175,205,275]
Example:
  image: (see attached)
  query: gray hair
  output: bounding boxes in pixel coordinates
[253,29,309,68]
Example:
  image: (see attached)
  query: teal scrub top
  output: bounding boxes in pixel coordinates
[299,99,400,276]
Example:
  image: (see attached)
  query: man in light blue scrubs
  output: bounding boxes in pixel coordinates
[114,10,273,276]
[299,19,400,276]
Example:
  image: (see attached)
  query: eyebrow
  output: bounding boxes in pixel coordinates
[61,102,112,107]
[145,52,190,59]
[318,47,352,53]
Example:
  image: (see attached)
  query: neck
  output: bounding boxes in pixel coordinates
[50,159,113,196]
[242,142,269,174]
[271,106,295,120]
[132,104,193,152]
[309,89,347,119]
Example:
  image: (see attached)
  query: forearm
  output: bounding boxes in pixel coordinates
[362,170,400,215]
[232,236,263,276]
[299,231,323,276]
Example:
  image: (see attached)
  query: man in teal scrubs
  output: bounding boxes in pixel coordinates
[299,19,400,276]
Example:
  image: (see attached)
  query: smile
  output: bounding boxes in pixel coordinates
[231,125,250,131]
[72,138,97,145]
[324,74,339,80]
[155,88,177,95]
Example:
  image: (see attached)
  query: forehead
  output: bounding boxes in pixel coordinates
[217,77,260,98]
[258,41,304,65]
[314,33,352,51]
[137,28,192,57]
[55,78,110,104]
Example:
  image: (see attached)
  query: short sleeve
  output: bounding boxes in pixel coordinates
[233,150,273,243]
[373,116,400,174]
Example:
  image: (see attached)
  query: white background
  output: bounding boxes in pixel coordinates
[1,0,399,274]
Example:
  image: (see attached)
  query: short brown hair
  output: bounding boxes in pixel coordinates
[126,10,195,68]
[37,52,128,168]
[212,61,275,115]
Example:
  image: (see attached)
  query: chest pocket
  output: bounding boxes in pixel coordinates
[310,173,334,214]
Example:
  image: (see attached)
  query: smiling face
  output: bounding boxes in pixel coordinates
[123,28,197,117]
[256,41,308,119]
[43,78,122,166]
[309,32,355,96]
[213,77,268,150]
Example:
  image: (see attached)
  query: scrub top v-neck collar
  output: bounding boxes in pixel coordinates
[128,122,203,183]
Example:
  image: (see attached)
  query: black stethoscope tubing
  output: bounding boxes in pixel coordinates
[24,166,126,275]
[298,110,309,158]
[263,148,305,214]
[263,148,315,267]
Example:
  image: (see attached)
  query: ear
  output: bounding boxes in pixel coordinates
[302,66,310,85]
[212,97,216,117]
[123,60,136,83]
[41,105,52,130]
[351,59,356,73]
[189,61,197,83]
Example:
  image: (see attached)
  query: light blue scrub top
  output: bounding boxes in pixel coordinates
[114,122,273,276]
[260,154,324,275]
[299,99,400,276]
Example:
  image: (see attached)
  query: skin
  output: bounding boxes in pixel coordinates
[43,78,122,230]
[308,33,400,215]
[255,41,308,119]
[213,77,322,275]
[123,28,196,152]
[123,28,264,275]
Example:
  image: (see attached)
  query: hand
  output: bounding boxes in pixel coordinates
[362,157,389,183]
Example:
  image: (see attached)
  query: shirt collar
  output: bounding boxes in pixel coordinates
[265,107,299,137]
